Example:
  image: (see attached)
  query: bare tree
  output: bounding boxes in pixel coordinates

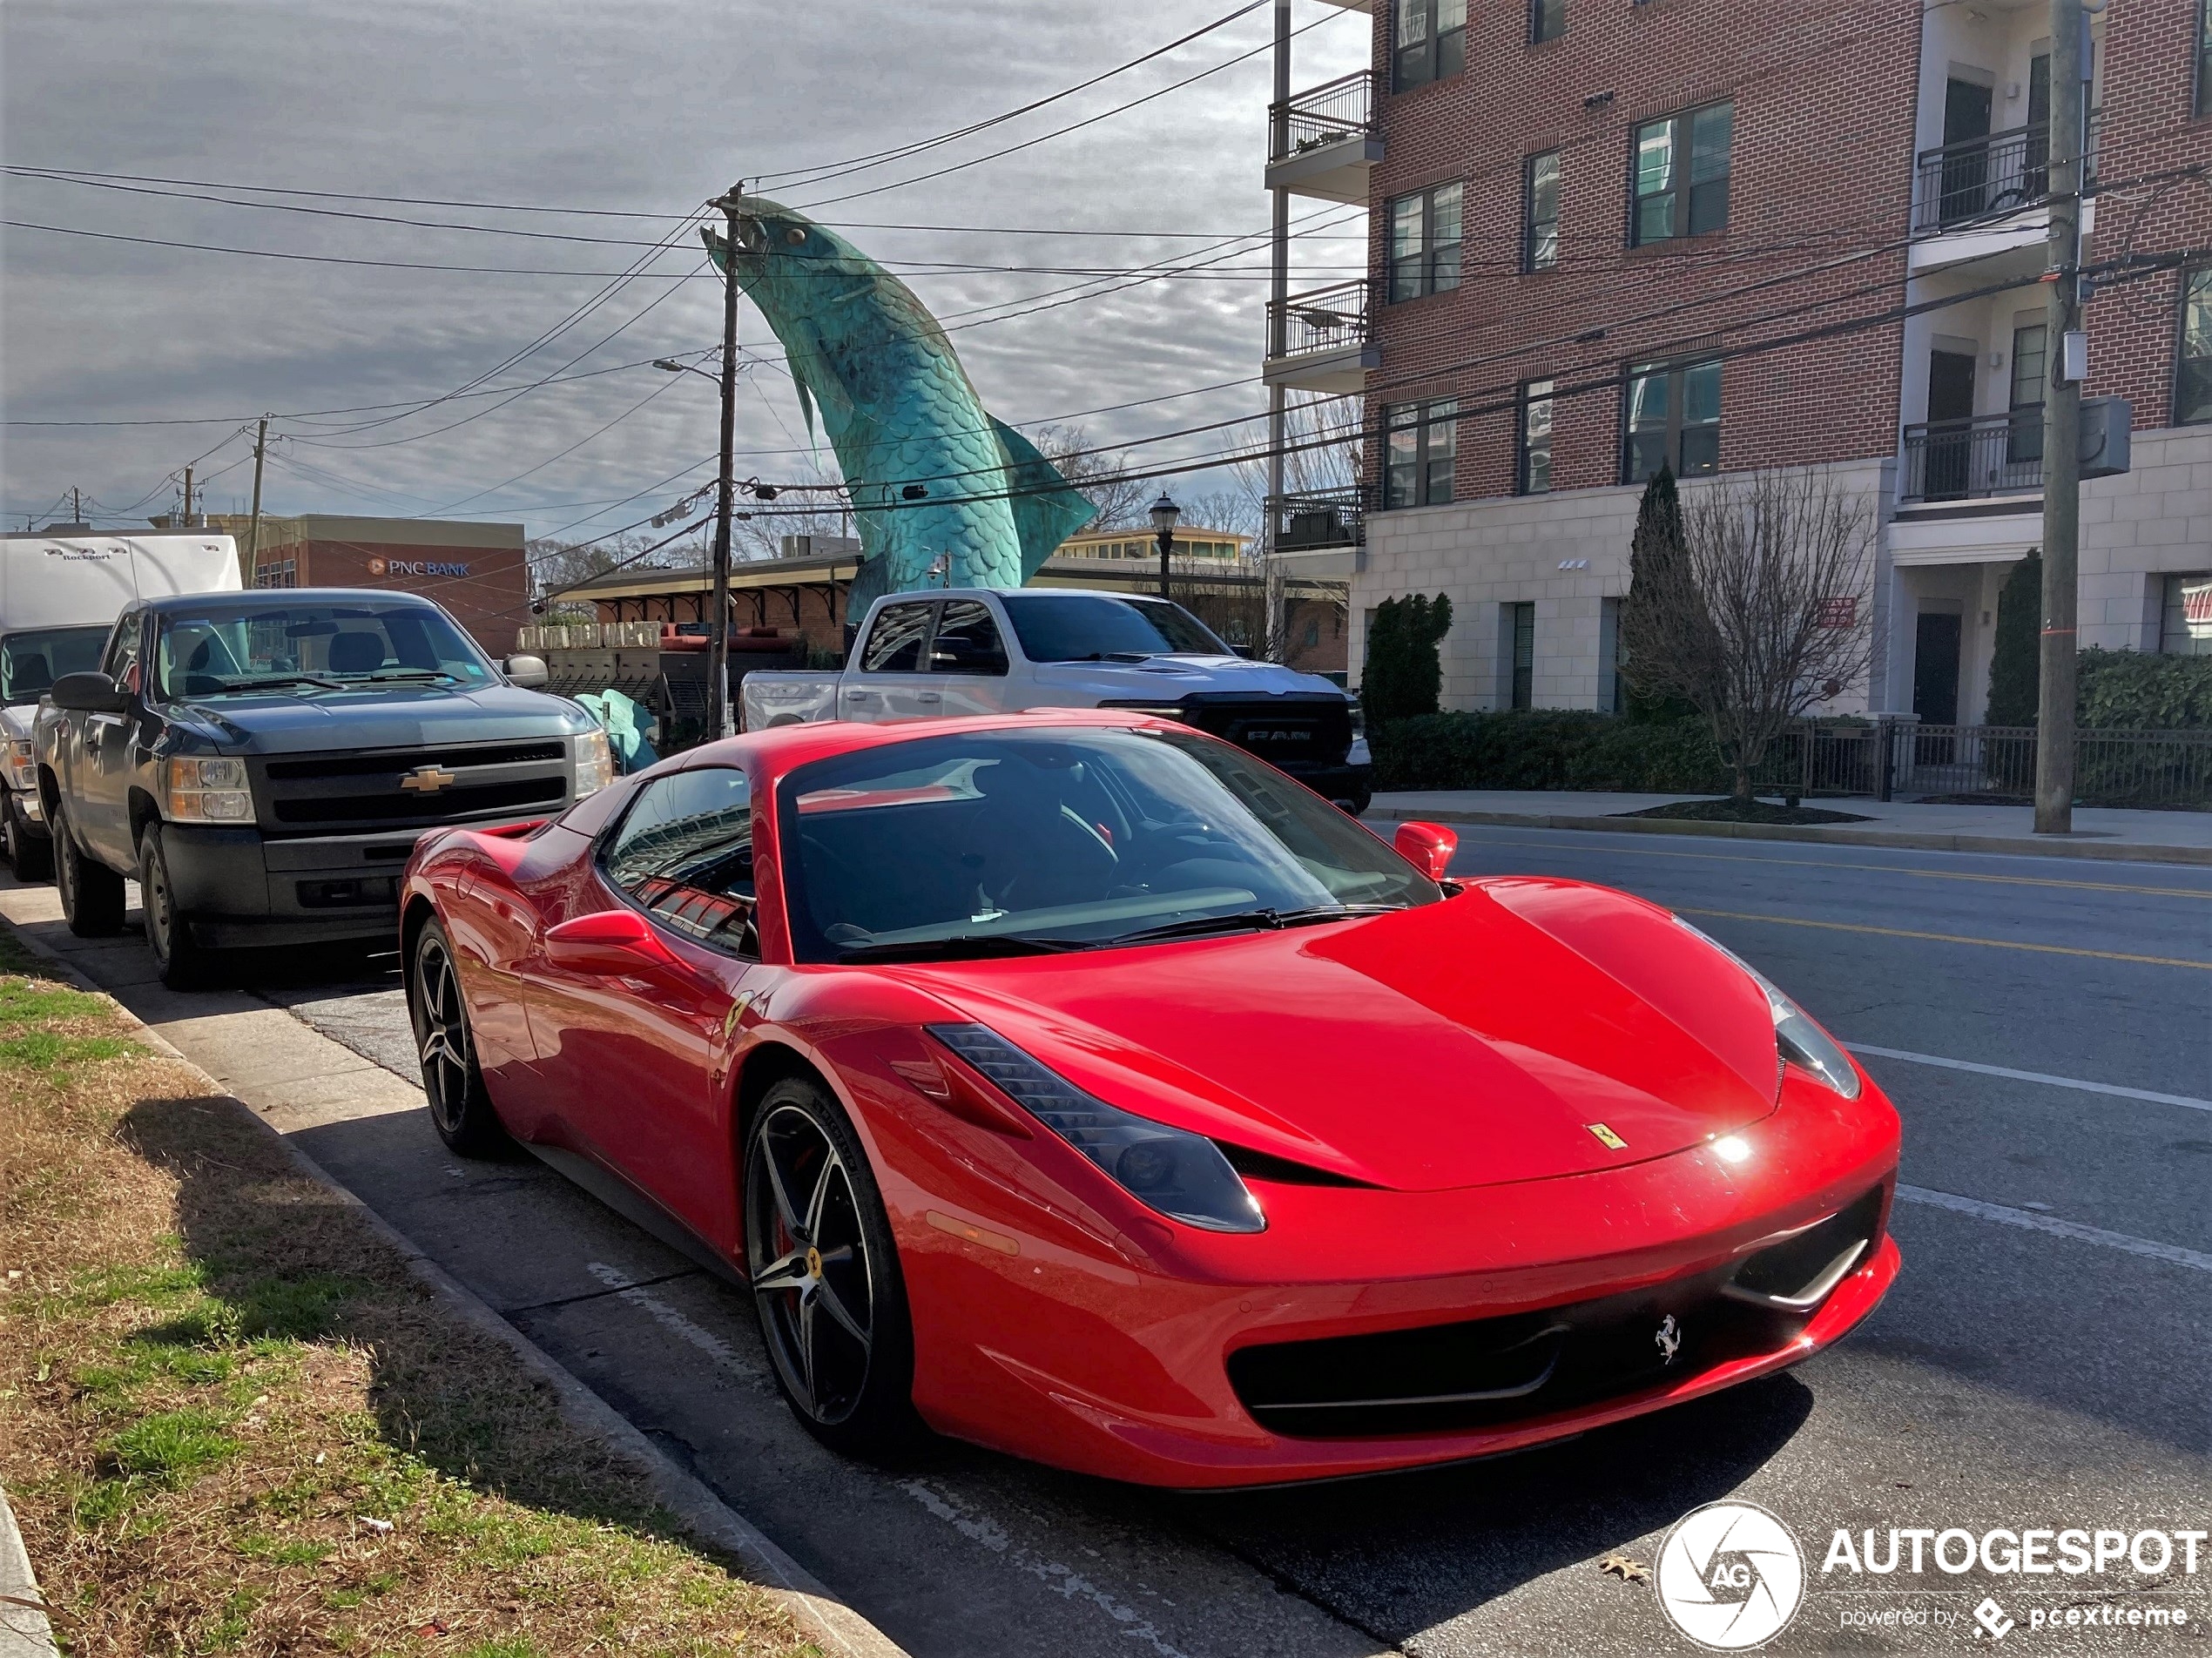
[1621,469,1875,805]
[1035,422,1148,531]
[529,532,696,622]
[735,456,853,561]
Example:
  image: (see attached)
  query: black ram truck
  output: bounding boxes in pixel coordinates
[35,588,607,987]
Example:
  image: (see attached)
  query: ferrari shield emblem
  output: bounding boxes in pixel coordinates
[1585,1122,1629,1151]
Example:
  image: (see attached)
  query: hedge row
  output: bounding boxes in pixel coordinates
[1372,712,1737,794]
[2076,649,2212,730]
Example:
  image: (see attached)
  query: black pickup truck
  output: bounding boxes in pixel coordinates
[36,588,607,987]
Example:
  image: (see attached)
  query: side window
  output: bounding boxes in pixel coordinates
[101,612,143,696]
[860,602,934,673]
[603,767,758,958]
[930,600,1009,675]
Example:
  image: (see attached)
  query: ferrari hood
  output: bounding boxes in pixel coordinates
[907,880,1782,1193]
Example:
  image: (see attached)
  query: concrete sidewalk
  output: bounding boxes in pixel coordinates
[1366,790,2212,865]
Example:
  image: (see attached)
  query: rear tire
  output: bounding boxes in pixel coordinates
[744,1075,918,1457]
[53,804,125,937]
[408,920,510,1157]
[4,797,51,882]
[139,823,216,989]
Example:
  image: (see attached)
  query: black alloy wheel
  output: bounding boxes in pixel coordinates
[744,1077,915,1452]
[4,796,51,883]
[53,803,125,937]
[408,921,509,1156]
[139,823,213,989]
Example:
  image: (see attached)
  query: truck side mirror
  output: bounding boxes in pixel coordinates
[50,671,129,714]
[505,654,550,689]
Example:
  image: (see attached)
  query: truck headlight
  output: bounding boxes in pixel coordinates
[573,729,614,797]
[5,740,33,793]
[165,756,253,823]
[1345,696,1366,741]
[1675,918,1862,1100]
[927,1023,1265,1233]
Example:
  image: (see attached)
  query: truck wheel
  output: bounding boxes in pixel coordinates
[53,804,125,937]
[140,824,215,989]
[4,797,51,882]
[408,920,510,1157]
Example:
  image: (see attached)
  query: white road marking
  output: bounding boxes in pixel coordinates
[1894,1186,2212,1275]
[1848,1043,2212,1115]
[583,1262,765,1380]
[898,1479,1193,1658]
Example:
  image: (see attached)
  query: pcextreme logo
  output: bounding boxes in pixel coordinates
[1656,1501,1806,1651]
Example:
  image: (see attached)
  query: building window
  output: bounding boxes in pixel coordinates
[2163,574,2212,656]
[1524,151,1561,272]
[1531,0,1566,43]
[2180,268,2212,424]
[1518,380,1554,495]
[2008,322,2047,467]
[1632,102,1733,245]
[1506,602,1535,711]
[1393,0,1466,91]
[1384,399,1457,509]
[1624,360,1722,482]
[1388,183,1463,302]
[2200,0,2212,118]
[253,557,297,590]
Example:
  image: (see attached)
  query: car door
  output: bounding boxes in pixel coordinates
[927,597,1013,716]
[841,600,941,722]
[522,765,760,1250]
[78,610,145,866]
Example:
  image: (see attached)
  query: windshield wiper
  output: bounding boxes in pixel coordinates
[1102,904,1404,947]
[836,933,1087,964]
[202,673,346,692]
[1062,650,1156,664]
[345,668,467,684]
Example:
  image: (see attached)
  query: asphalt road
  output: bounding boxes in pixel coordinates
[13,827,2211,1656]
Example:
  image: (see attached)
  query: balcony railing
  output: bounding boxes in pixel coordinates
[1268,71,1375,165]
[1268,487,1366,551]
[1912,113,2099,233]
[1899,408,2046,503]
[1265,280,1372,361]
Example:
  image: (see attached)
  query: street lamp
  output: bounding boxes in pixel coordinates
[1150,491,1181,603]
[653,356,722,384]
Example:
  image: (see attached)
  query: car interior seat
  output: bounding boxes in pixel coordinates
[328,630,388,674]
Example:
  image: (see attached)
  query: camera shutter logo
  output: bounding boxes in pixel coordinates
[1655,1500,1805,1650]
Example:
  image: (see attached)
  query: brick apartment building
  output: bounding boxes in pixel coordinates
[1262,0,2212,721]
[205,514,530,658]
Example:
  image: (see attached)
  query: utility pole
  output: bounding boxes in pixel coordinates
[1262,0,1292,664]
[71,488,82,526]
[707,184,745,742]
[244,417,269,585]
[2033,0,2086,836]
[181,466,194,525]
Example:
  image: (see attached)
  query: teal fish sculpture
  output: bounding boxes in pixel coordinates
[704,198,1097,601]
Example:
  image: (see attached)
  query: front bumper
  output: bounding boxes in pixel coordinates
[160,817,543,948]
[4,784,48,838]
[881,1068,1899,1488]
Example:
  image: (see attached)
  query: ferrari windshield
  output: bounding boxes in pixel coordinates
[152,601,497,698]
[0,626,107,704]
[779,726,1440,963]
[997,594,1230,662]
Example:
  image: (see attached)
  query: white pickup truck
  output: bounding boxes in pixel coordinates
[742,587,1372,812]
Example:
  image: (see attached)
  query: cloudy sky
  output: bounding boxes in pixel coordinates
[1,0,1367,549]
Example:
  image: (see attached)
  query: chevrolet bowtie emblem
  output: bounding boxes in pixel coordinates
[1585,1122,1629,1150]
[401,765,456,793]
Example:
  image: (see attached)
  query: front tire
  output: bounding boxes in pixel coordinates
[4,796,51,882]
[744,1076,917,1455]
[53,803,125,937]
[408,920,509,1156]
[139,823,215,989]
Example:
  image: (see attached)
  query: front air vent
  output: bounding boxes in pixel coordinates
[1724,1185,1885,1310]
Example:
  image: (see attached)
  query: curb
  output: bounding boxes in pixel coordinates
[0,922,908,1658]
[0,1486,57,1658]
[1363,805,2212,866]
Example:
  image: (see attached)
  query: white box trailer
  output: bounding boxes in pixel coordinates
[2,530,242,875]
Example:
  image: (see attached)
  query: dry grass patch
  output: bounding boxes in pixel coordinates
[0,930,815,1656]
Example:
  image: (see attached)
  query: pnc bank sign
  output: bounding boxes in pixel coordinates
[367,556,471,579]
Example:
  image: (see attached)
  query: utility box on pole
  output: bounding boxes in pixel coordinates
[2080,395,2132,480]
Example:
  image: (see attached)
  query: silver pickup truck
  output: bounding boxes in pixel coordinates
[742,587,1371,812]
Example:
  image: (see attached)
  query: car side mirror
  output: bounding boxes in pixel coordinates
[544,907,678,974]
[505,654,550,689]
[1393,820,1458,883]
[50,671,129,714]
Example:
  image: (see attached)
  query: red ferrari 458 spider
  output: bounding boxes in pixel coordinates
[401,710,1900,1488]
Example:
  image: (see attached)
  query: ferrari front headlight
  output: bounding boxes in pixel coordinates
[164,756,253,823]
[573,728,614,798]
[927,1023,1265,1233]
[1675,918,1862,1100]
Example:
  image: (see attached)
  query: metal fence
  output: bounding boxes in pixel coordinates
[1267,280,1372,362]
[1899,408,2044,503]
[1752,720,2212,810]
[1268,486,1367,552]
[1270,71,1374,163]
[1912,113,2097,233]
